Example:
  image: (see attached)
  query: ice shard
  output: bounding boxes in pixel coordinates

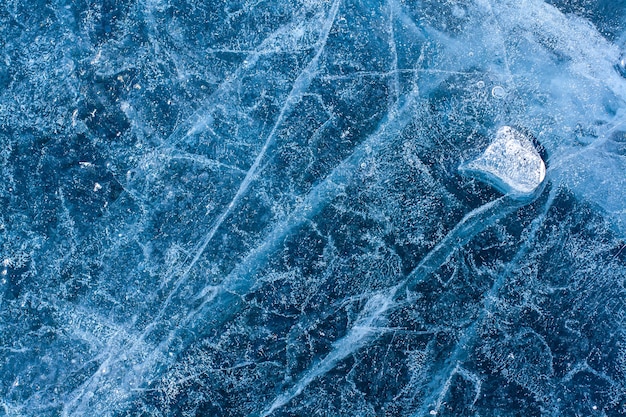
[460,126,546,200]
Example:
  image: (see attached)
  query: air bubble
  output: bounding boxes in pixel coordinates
[491,86,506,98]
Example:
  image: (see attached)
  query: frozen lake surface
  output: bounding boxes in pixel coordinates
[0,0,625,416]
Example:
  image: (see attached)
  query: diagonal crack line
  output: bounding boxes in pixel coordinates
[62,2,342,416]
[181,88,422,336]
[152,92,425,417]
[150,0,342,344]
[163,4,322,147]
[254,186,554,416]
[249,197,514,416]
[409,186,558,417]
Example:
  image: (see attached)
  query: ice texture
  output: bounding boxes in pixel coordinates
[0,0,625,416]
[461,126,546,199]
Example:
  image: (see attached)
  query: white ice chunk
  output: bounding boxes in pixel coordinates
[461,126,546,199]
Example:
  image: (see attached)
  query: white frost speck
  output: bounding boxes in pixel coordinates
[451,5,466,18]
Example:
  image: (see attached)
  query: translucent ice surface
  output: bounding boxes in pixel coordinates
[0,0,625,416]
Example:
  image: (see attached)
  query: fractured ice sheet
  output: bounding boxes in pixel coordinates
[0,0,625,416]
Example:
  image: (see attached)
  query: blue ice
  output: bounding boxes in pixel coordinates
[0,0,624,416]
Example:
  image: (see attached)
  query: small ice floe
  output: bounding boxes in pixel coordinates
[460,126,546,200]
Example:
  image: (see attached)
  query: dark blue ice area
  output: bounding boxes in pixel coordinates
[0,0,625,416]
